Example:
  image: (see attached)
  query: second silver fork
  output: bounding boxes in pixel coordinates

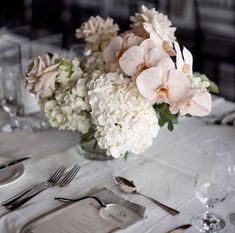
[2,166,66,207]
[4,164,81,210]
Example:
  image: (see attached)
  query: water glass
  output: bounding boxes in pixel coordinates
[192,140,232,232]
[0,69,27,132]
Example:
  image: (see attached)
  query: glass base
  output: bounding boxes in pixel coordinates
[192,212,226,232]
[1,121,31,133]
[228,212,235,226]
[77,137,114,161]
[31,119,51,131]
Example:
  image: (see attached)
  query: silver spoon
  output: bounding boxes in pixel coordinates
[115,176,180,216]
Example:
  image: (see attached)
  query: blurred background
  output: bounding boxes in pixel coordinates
[0,0,235,102]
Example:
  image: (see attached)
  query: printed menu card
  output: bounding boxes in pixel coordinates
[22,188,146,233]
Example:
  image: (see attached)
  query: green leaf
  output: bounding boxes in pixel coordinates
[158,115,166,127]
[193,72,219,94]
[207,80,219,94]
[153,103,165,110]
[167,121,174,131]
[59,58,73,75]
[123,152,128,160]
[185,113,192,118]
[154,103,179,131]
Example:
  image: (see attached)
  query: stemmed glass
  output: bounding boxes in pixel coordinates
[227,151,235,226]
[0,69,28,132]
[192,140,232,232]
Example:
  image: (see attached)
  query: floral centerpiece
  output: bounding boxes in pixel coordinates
[25,6,218,160]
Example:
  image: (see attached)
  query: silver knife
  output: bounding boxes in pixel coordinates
[0,157,30,170]
[167,224,192,233]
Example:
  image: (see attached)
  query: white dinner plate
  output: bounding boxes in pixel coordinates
[0,157,25,186]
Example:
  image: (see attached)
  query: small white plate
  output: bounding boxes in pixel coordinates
[0,157,25,186]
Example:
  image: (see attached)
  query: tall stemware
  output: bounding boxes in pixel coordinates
[227,148,235,226]
[192,140,232,232]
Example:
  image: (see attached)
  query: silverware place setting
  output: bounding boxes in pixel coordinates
[2,164,81,210]
[115,176,180,216]
[0,157,30,170]
[0,156,30,186]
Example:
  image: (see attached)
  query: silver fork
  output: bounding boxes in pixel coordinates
[2,166,66,209]
[5,165,80,210]
[58,164,81,187]
[2,166,66,207]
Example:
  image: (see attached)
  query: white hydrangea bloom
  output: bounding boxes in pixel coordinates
[87,72,159,158]
[57,58,84,89]
[82,52,107,74]
[190,75,210,89]
[42,58,91,133]
[130,5,176,42]
[43,78,91,133]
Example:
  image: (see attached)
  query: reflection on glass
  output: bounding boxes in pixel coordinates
[192,140,232,232]
[69,43,86,59]
[0,69,30,132]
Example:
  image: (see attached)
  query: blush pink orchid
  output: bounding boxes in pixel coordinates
[119,39,169,78]
[169,88,212,116]
[143,23,176,56]
[136,57,191,104]
[174,41,193,78]
[103,32,143,71]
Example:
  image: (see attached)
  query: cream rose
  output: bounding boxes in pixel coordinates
[25,53,60,98]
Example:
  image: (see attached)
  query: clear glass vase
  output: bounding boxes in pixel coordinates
[77,129,114,161]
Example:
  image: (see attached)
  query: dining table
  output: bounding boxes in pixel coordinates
[0,96,234,233]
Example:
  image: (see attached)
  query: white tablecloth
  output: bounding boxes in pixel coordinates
[0,99,235,233]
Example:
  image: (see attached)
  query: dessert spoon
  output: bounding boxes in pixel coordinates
[115,176,180,216]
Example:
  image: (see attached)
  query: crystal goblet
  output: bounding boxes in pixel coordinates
[192,140,232,232]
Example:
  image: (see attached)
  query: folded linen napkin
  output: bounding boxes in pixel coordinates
[20,187,146,233]
[202,97,235,125]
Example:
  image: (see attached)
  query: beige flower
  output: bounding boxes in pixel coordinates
[25,53,60,98]
[130,5,176,43]
[76,16,119,52]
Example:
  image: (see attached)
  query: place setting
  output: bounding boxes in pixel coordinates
[0,138,235,233]
[1,2,235,233]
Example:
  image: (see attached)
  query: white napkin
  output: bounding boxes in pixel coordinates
[203,97,235,124]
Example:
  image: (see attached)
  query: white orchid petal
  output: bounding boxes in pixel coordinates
[148,47,169,67]
[119,46,144,76]
[187,91,212,116]
[143,23,162,44]
[140,38,158,52]
[136,67,163,101]
[167,70,191,103]
[183,47,193,69]
[174,41,184,71]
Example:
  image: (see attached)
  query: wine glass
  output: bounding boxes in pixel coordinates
[192,140,232,232]
[227,151,235,226]
[0,69,28,132]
